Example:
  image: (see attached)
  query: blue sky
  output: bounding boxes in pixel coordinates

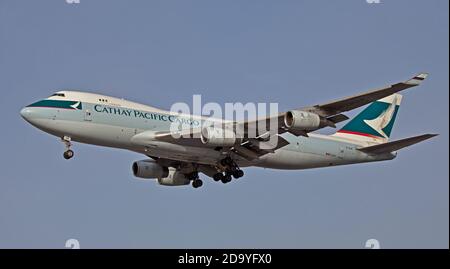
[0,0,448,248]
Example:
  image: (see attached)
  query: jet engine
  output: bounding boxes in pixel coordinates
[132,160,169,179]
[284,110,321,131]
[200,126,236,146]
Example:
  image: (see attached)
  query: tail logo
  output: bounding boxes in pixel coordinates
[363,96,398,138]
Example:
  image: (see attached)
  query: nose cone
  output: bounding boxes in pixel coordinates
[20,106,57,134]
[20,107,33,121]
[20,107,42,126]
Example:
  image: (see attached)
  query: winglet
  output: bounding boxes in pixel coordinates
[405,72,429,86]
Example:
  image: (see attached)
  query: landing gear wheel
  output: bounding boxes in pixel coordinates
[192,179,203,188]
[62,136,73,160]
[221,174,232,184]
[63,150,74,160]
[232,170,244,179]
[213,173,224,182]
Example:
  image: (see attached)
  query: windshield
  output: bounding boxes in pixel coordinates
[50,93,65,97]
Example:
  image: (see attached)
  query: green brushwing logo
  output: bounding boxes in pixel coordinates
[340,100,399,138]
[363,96,398,138]
[70,101,82,110]
[27,100,83,110]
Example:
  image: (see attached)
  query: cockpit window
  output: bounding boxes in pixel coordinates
[50,93,65,97]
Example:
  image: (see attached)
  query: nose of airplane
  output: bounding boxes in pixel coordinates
[20,107,33,121]
[20,106,55,132]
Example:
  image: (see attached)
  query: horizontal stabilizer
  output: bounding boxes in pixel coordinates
[358,134,438,154]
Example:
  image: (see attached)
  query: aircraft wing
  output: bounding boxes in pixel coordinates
[131,128,290,161]
[131,73,428,161]
[299,73,428,117]
[232,73,428,140]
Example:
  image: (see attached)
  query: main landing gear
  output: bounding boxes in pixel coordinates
[213,157,244,184]
[62,136,74,160]
[187,172,203,189]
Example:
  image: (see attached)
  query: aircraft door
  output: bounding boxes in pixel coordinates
[84,109,92,121]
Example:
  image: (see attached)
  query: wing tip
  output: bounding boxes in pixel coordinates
[405,72,429,85]
[408,133,439,141]
[411,133,439,143]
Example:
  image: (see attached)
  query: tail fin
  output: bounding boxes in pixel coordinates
[333,94,402,144]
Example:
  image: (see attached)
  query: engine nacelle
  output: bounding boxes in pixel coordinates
[132,160,169,179]
[284,110,321,131]
[201,126,236,146]
[157,168,190,186]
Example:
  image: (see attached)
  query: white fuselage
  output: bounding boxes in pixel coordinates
[20,91,395,170]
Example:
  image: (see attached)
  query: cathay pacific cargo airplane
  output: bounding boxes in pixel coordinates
[20,73,437,188]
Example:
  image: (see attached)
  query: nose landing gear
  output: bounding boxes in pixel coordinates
[63,149,74,160]
[62,136,74,160]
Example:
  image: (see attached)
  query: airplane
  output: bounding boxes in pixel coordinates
[20,73,437,188]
